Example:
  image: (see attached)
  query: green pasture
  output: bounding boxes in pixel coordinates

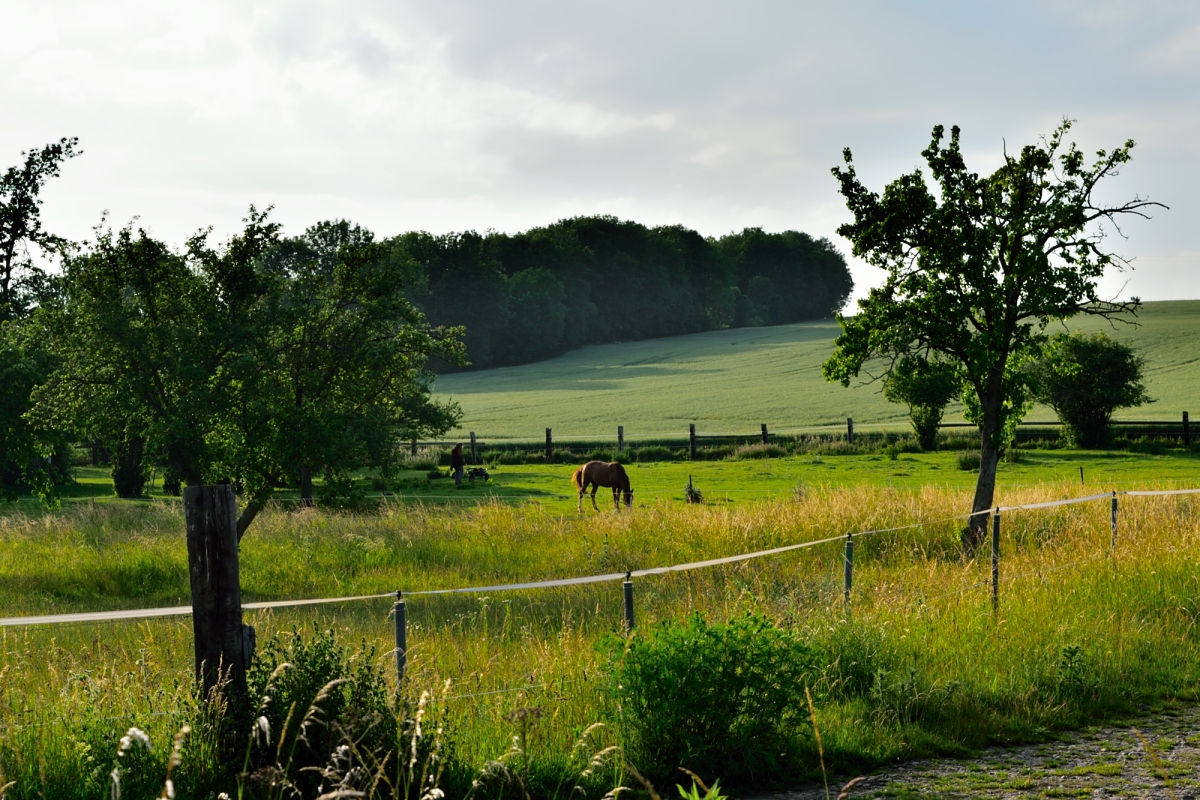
[31,445,1200,519]
[433,299,1200,440]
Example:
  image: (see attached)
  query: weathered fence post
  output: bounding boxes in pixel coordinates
[623,573,635,632]
[689,424,697,460]
[410,438,417,456]
[299,465,313,507]
[843,532,854,616]
[469,432,478,465]
[393,591,407,684]
[545,428,552,460]
[991,509,1000,614]
[1184,411,1191,447]
[184,484,251,750]
[761,423,769,445]
[618,425,624,453]
[1110,491,1118,550]
[847,418,854,445]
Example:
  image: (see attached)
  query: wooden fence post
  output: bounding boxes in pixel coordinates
[991,509,1000,614]
[1184,411,1191,447]
[393,591,407,684]
[1110,491,1118,550]
[618,425,624,453]
[545,428,552,461]
[847,418,854,445]
[184,484,251,751]
[469,432,478,465]
[623,573,635,633]
[843,532,854,616]
[689,424,697,460]
[410,438,417,456]
[761,424,769,445]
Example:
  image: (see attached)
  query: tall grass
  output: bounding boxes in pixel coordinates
[1,484,1198,797]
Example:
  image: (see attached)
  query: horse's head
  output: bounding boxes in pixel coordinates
[623,489,633,509]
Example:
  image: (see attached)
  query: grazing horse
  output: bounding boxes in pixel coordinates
[572,461,633,512]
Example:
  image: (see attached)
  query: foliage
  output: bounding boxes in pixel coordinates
[882,355,960,451]
[685,475,703,503]
[608,612,819,784]
[1028,331,1151,448]
[956,451,982,471]
[110,436,149,498]
[32,211,463,533]
[245,627,398,798]
[399,216,853,371]
[823,120,1160,547]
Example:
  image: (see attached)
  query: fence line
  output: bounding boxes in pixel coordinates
[3,487,1193,630]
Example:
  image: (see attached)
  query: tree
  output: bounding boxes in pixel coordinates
[1,138,80,323]
[882,355,960,451]
[0,138,80,501]
[1028,331,1151,448]
[822,121,1163,551]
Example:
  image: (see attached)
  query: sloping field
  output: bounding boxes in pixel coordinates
[434,299,1200,440]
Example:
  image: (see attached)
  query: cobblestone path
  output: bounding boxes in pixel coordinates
[752,705,1200,799]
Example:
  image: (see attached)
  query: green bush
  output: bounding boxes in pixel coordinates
[607,613,819,786]
[246,627,397,798]
[955,451,981,471]
[631,445,676,462]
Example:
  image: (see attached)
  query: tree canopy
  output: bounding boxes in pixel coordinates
[822,120,1163,548]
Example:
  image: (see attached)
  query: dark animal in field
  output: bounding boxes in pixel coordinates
[572,461,633,512]
[467,467,490,482]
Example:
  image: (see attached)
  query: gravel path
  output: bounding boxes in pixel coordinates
[751,705,1200,799]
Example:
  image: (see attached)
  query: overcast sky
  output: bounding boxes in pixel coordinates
[4,0,1198,303]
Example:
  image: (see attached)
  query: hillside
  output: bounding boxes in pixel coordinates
[433,299,1200,440]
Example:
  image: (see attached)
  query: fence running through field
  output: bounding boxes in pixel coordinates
[2,486,1198,698]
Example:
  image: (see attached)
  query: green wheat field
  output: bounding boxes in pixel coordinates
[434,299,1200,440]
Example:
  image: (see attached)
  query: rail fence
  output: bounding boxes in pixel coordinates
[2,486,1198,696]
[410,411,1193,461]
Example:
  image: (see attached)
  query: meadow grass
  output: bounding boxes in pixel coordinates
[1,476,1199,797]
[431,299,1200,439]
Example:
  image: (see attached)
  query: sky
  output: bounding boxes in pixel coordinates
[3,0,1198,304]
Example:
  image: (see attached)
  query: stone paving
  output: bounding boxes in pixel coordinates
[751,705,1200,799]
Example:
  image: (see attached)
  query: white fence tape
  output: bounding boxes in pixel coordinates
[0,487,1193,628]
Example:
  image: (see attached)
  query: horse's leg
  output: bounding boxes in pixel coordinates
[578,485,584,513]
[612,486,620,511]
[590,485,600,511]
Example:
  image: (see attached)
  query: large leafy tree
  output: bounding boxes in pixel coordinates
[35,209,463,535]
[1028,330,1151,448]
[822,121,1162,550]
[260,220,463,504]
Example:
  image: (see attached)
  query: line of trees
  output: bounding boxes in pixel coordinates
[400,216,854,370]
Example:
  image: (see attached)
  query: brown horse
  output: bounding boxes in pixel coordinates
[572,461,633,512]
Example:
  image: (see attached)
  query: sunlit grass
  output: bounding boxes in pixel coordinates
[0,482,1198,797]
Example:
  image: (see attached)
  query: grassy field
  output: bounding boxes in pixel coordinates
[2,454,1200,798]
[432,299,1200,440]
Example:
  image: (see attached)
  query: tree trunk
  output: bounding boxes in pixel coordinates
[965,390,1003,556]
[184,484,251,758]
[300,465,313,507]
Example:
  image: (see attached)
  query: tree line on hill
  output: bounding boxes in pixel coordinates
[399,217,854,370]
[0,138,852,503]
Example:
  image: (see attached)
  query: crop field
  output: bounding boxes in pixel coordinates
[432,299,1200,439]
[2,447,1200,798]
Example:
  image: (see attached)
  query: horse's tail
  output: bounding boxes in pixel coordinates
[571,466,585,492]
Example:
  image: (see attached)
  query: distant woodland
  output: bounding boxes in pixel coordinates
[396,216,854,370]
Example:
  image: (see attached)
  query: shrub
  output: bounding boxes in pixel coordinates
[956,451,981,471]
[882,355,961,451]
[685,475,703,504]
[728,443,787,460]
[631,445,675,463]
[246,627,397,798]
[1029,331,1152,448]
[608,613,819,785]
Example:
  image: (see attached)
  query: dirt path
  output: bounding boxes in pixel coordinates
[751,705,1200,799]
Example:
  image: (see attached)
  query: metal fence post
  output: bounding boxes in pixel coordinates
[623,573,635,633]
[843,532,854,616]
[1111,491,1118,550]
[991,510,1000,614]
[394,591,407,684]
